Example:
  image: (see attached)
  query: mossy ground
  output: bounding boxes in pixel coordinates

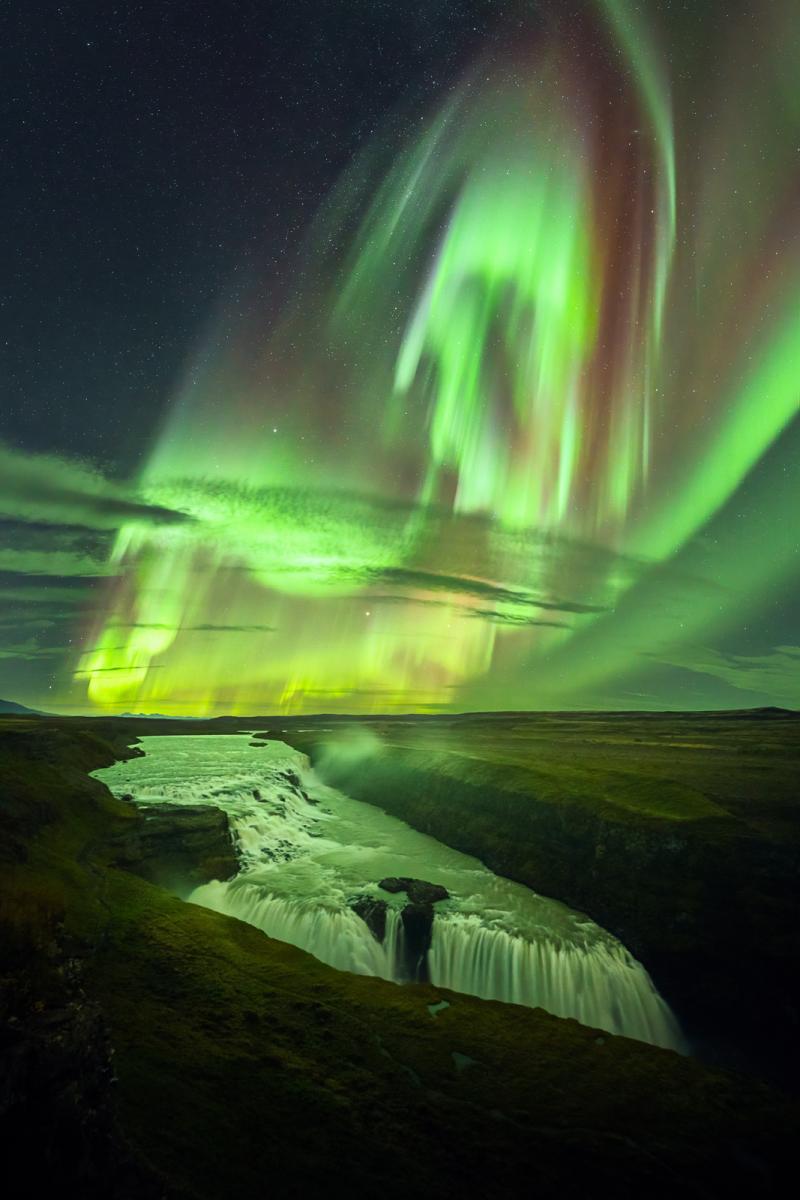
[2,714,799,1197]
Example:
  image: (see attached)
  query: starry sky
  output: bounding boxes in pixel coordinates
[1,0,798,715]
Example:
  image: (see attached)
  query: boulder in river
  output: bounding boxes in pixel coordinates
[379,876,449,905]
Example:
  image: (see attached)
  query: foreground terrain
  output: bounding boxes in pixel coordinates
[1,712,798,1196]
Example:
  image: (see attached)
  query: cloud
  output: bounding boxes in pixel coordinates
[0,442,192,530]
[133,477,637,611]
[188,623,277,633]
[364,566,608,615]
[0,638,63,661]
[106,621,277,633]
[0,570,98,606]
[72,664,164,675]
[649,644,800,707]
[0,520,116,578]
[0,617,57,632]
[466,609,570,629]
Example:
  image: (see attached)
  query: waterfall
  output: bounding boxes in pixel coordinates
[95,734,687,1055]
[190,880,684,1050]
[193,878,406,982]
[428,912,685,1050]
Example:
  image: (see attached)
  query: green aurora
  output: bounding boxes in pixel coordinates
[36,0,798,714]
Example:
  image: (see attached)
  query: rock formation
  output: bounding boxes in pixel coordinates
[111,803,238,891]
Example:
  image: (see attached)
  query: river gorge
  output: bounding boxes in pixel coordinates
[94,733,685,1052]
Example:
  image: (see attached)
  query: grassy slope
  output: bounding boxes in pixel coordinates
[2,716,799,1197]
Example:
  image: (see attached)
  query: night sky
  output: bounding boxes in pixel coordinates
[2,0,798,715]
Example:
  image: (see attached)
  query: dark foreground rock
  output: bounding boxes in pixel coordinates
[0,932,163,1199]
[111,803,238,891]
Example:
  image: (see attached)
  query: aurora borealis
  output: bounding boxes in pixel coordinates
[2,0,799,715]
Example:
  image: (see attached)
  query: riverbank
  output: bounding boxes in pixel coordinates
[2,714,799,1196]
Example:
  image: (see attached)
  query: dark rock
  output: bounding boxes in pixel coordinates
[111,804,238,891]
[353,881,450,978]
[274,768,316,804]
[350,896,388,943]
[376,878,449,978]
[400,903,434,982]
[379,876,410,895]
[379,876,449,905]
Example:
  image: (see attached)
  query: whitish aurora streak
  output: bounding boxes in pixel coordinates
[75,0,800,714]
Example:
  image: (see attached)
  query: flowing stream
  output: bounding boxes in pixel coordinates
[94,734,686,1051]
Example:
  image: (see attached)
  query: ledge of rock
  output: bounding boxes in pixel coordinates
[111,803,238,891]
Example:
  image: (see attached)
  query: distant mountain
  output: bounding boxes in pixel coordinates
[729,706,799,720]
[0,698,45,715]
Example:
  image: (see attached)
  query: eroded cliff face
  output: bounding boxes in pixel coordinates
[110,802,238,893]
[304,737,800,1079]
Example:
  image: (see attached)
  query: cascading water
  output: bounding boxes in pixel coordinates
[429,915,676,1045]
[94,734,686,1052]
[198,881,407,981]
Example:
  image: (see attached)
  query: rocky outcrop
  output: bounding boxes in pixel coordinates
[378,877,450,982]
[111,803,238,892]
[378,877,449,905]
[276,769,317,804]
[350,879,450,978]
[350,896,388,943]
[398,903,435,983]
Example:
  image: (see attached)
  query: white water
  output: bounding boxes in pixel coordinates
[94,734,686,1052]
[199,882,407,981]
